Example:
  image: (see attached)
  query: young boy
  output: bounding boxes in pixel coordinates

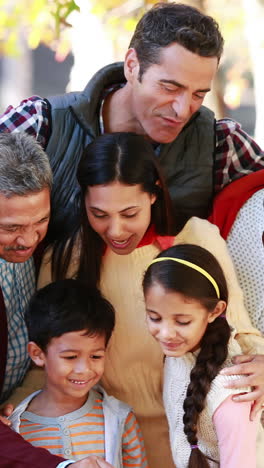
[9,279,148,468]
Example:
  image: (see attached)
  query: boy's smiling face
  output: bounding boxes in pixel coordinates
[31,330,106,407]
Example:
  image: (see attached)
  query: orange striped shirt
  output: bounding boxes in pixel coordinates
[19,388,148,467]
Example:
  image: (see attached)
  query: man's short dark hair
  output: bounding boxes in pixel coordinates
[25,279,115,351]
[129,2,224,79]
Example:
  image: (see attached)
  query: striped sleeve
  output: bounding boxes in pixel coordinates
[122,412,149,468]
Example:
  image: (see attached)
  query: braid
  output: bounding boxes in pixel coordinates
[183,316,231,468]
[143,244,231,466]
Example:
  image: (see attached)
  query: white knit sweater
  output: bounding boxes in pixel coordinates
[163,335,249,468]
[227,189,264,334]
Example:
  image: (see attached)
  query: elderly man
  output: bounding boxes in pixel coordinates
[0,132,51,404]
[0,133,113,468]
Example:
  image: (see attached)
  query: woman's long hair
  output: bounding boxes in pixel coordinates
[143,244,231,468]
[51,132,174,287]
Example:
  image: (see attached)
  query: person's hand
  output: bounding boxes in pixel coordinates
[220,354,264,420]
[71,456,114,468]
[0,403,13,426]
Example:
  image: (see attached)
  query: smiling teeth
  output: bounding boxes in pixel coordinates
[113,240,127,244]
[70,380,86,384]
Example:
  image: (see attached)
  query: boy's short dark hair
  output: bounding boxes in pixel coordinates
[25,279,115,351]
[129,2,224,79]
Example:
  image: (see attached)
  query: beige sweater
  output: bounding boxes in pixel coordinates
[12,218,263,468]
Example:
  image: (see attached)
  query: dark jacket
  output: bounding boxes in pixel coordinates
[45,62,216,240]
[0,421,64,468]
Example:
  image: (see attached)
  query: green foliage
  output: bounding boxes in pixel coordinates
[0,0,254,59]
[0,0,79,56]
[0,0,163,56]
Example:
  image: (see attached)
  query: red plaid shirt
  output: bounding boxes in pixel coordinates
[1,95,263,193]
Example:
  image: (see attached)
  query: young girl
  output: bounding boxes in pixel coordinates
[143,244,263,468]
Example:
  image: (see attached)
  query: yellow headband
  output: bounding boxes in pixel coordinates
[148,257,220,299]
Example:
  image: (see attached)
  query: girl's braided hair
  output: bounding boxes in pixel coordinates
[143,244,231,467]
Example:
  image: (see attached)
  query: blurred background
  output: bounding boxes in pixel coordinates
[0,0,263,145]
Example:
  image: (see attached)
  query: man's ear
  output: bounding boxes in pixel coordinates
[124,48,140,83]
[208,300,227,324]
[27,341,46,367]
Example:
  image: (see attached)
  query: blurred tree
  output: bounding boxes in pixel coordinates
[0,0,260,136]
[0,0,79,58]
[0,0,209,58]
[0,0,225,114]
[0,0,79,108]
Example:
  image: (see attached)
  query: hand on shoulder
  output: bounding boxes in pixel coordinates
[220,353,264,419]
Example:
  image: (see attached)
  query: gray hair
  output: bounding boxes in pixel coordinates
[0,132,52,197]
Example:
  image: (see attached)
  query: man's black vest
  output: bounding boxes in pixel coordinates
[46,62,215,240]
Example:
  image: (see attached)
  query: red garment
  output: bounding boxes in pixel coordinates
[0,421,64,467]
[137,224,175,250]
[103,225,175,255]
[208,170,264,239]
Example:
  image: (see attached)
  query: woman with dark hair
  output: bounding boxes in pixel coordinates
[143,244,263,468]
[37,133,263,468]
[51,132,174,285]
